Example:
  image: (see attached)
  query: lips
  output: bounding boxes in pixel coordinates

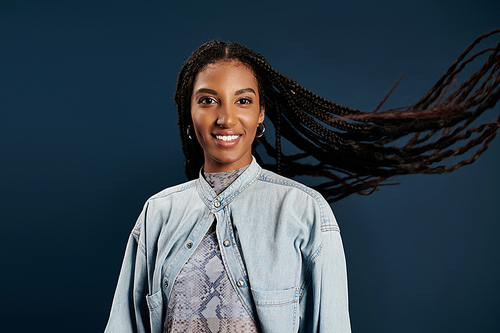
[211,132,242,147]
[215,134,240,141]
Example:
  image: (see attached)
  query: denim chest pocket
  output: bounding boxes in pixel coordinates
[251,287,298,332]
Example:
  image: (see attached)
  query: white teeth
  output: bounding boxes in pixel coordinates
[215,135,240,141]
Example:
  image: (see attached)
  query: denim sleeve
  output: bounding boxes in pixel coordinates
[104,214,151,333]
[312,228,351,332]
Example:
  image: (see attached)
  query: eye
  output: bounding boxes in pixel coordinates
[198,96,217,105]
[237,98,252,105]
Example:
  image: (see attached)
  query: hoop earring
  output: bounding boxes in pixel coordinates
[256,123,266,138]
[187,125,193,140]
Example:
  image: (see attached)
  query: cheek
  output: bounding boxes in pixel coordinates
[189,110,201,138]
[190,110,212,139]
[190,108,202,128]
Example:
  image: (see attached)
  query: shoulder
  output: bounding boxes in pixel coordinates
[255,168,338,231]
[257,168,326,204]
[131,178,198,236]
[147,178,198,202]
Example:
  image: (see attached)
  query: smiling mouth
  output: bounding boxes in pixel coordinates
[214,135,241,142]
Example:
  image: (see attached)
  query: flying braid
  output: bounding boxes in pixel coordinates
[174,29,500,202]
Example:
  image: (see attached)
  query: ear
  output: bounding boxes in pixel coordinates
[258,106,265,124]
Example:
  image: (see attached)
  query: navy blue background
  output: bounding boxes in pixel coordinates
[1,1,499,332]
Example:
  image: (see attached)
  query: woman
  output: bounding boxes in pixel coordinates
[105,32,500,333]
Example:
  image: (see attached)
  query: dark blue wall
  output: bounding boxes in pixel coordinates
[1,1,499,332]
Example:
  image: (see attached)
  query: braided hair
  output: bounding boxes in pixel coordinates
[174,29,500,203]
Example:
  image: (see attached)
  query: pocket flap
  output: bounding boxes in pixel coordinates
[145,289,163,311]
[251,287,297,307]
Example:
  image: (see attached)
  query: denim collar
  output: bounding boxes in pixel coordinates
[196,156,261,213]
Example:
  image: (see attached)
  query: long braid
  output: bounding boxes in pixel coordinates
[174,30,500,202]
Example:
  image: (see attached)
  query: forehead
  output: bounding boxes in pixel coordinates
[193,60,258,90]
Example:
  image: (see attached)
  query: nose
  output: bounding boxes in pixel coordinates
[216,103,238,128]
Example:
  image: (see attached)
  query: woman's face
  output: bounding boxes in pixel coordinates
[190,60,265,173]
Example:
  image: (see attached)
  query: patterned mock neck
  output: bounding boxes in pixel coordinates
[203,165,249,195]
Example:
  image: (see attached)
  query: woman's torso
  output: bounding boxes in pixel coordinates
[128,158,341,332]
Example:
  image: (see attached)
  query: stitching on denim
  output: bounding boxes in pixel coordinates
[197,178,214,208]
[131,223,146,256]
[148,180,197,201]
[147,293,162,311]
[310,244,323,263]
[132,220,146,256]
[137,239,146,256]
[209,170,260,212]
[132,227,141,238]
[292,287,299,331]
[257,172,335,229]
[255,298,298,307]
[133,201,150,256]
[322,225,340,232]
[148,301,161,311]
[197,161,262,213]
[298,244,322,301]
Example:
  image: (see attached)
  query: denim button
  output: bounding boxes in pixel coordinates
[237,280,244,287]
[214,202,221,208]
[186,242,193,249]
[223,240,230,247]
[164,280,168,287]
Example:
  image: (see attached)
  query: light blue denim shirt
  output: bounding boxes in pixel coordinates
[105,157,351,333]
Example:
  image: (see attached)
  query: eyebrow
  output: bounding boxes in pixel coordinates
[195,88,218,96]
[235,88,256,95]
[194,87,257,96]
